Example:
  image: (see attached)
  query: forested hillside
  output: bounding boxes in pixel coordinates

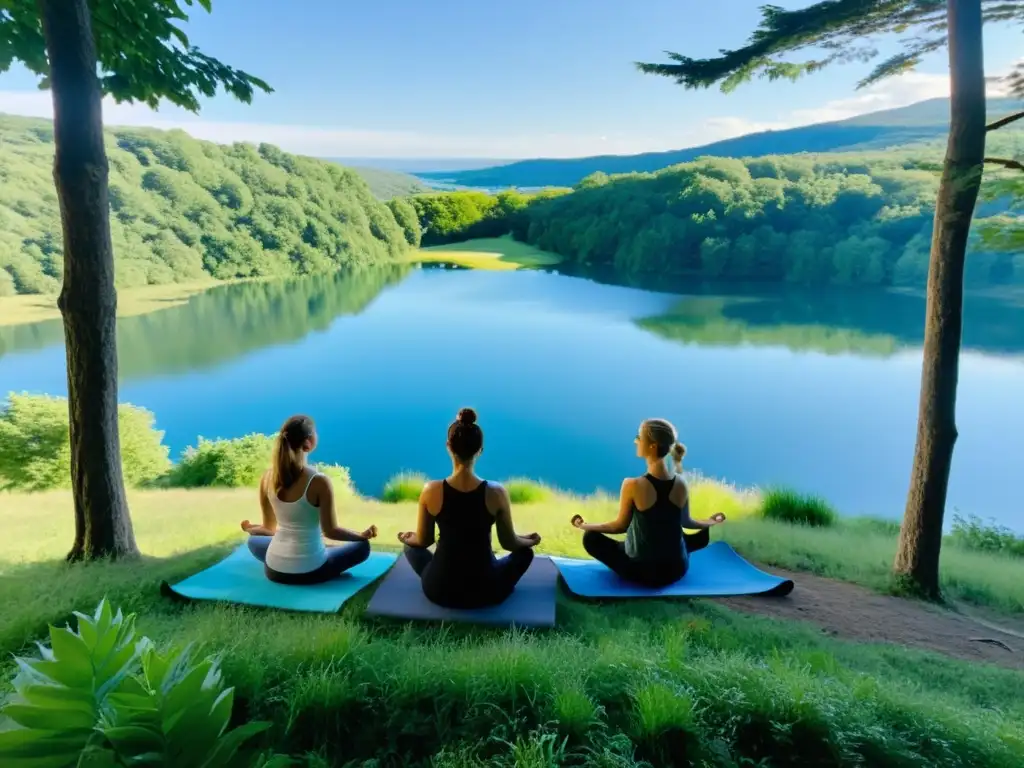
[346,166,429,199]
[420,97,1024,188]
[0,114,418,296]
[409,149,1024,288]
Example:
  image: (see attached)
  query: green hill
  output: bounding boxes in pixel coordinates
[346,165,429,199]
[419,97,1024,188]
[0,114,417,297]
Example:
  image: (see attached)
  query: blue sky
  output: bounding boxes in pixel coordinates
[0,0,1021,158]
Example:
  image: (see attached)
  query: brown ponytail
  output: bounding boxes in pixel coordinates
[271,415,315,493]
[640,418,686,475]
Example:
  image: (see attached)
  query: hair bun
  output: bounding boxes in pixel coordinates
[457,407,478,426]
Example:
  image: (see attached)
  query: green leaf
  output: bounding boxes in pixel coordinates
[73,611,98,651]
[2,703,95,732]
[100,725,165,758]
[0,727,88,759]
[19,683,96,717]
[46,627,93,687]
[198,721,272,768]
[206,687,234,739]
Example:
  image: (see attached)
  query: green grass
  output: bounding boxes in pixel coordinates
[381,473,556,505]
[413,236,563,271]
[381,471,429,503]
[4,486,1024,765]
[760,487,839,527]
[504,478,555,505]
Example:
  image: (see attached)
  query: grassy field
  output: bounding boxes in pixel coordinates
[413,236,563,271]
[0,280,220,328]
[3,484,1024,765]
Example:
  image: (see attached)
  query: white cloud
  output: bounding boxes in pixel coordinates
[0,68,1013,160]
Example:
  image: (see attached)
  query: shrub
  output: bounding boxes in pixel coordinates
[167,433,275,488]
[688,474,761,522]
[0,392,170,491]
[950,514,1024,558]
[504,478,553,504]
[316,463,357,497]
[760,487,838,527]
[382,471,428,503]
[0,598,272,767]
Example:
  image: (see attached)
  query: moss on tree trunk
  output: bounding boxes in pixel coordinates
[39,0,138,561]
[894,0,986,598]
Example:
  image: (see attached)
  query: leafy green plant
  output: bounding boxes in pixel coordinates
[0,393,170,491]
[0,599,270,767]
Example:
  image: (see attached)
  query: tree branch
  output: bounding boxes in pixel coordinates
[986,110,1024,132]
[984,156,1024,171]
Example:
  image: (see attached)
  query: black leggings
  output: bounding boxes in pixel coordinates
[403,544,534,609]
[247,536,370,585]
[582,527,710,588]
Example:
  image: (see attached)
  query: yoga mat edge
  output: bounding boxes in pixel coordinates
[552,542,794,599]
[162,543,398,614]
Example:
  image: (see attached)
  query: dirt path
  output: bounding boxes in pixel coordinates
[719,567,1024,670]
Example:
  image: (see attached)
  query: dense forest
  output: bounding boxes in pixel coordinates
[4,108,1023,296]
[407,144,1024,288]
[0,115,419,296]
[419,97,1024,188]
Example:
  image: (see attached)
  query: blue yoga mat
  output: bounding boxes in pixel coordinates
[162,543,397,613]
[552,542,794,598]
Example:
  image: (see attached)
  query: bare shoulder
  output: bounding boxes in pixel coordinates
[486,481,510,505]
[420,479,444,511]
[621,476,641,493]
[671,476,690,503]
[309,472,333,494]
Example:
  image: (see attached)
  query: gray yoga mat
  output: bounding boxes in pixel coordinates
[365,554,559,628]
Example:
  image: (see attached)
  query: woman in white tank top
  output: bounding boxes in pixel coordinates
[241,415,379,585]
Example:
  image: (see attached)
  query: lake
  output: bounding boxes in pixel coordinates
[2,263,1023,532]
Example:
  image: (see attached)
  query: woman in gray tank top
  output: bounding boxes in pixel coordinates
[570,418,725,587]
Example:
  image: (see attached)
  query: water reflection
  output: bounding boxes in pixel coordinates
[0,263,412,377]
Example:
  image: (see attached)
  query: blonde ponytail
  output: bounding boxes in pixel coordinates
[670,442,686,475]
[271,415,315,493]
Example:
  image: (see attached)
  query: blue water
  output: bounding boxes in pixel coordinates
[2,264,1022,532]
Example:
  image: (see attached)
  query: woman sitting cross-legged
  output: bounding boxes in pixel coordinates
[570,418,725,587]
[242,414,378,584]
[397,407,542,609]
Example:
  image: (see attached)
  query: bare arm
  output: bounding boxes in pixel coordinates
[241,473,278,535]
[677,482,726,529]
[493,485,541,551]
[314,476,376,542]
[572,479,635,534]
[399,483,437,548]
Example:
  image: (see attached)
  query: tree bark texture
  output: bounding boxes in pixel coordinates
[893,0,986,598]
[39,0,138,561]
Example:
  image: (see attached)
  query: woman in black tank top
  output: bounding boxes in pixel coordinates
[570,418,726,587]
[398,408,541,608]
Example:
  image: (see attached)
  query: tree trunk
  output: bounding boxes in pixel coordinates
[39,0,138,561]
[893,0,986,598]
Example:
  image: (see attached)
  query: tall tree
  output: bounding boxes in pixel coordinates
[637,0,1012,597]
[0,1,270,561]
